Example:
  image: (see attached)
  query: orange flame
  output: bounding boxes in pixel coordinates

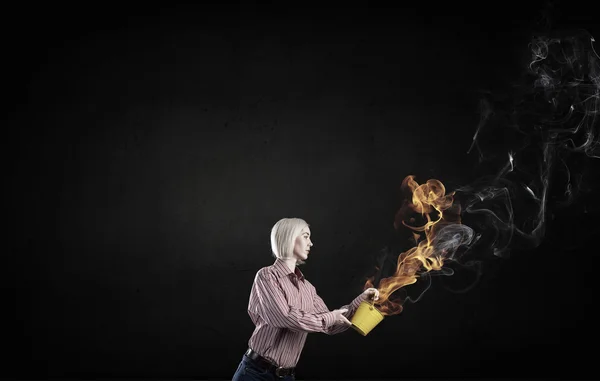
[365,175,463,316]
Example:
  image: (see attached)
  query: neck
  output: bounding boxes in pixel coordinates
[281,258,297,272]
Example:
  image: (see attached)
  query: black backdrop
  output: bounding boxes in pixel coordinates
[6,1,599,380]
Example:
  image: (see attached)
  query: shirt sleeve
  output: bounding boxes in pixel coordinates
[312,287,367,335]
[252,269,338,333]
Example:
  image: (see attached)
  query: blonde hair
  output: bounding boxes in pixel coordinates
[270,218,309,259]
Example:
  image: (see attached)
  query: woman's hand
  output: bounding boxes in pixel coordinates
[362,287,379,301]
[332,308,352,326]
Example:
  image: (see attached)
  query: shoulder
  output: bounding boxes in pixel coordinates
[254,265,276,281]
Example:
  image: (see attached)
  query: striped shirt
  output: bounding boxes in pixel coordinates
[246,258,366,368]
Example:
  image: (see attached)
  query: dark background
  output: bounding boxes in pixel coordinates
[5,1,599,380]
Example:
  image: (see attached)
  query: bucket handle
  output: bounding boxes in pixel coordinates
[366,298,376,310]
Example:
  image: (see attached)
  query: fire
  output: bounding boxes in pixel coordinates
[365,175,464,316]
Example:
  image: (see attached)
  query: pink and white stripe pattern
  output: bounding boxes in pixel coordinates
[246,258,365,368]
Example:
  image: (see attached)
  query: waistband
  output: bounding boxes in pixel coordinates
[245,348,295,378]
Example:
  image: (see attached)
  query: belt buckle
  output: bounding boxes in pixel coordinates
[275,366,286,378]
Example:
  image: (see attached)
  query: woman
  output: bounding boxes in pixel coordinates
[232,217,379,381]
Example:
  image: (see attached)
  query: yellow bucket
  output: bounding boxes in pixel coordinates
[351,300,384,336]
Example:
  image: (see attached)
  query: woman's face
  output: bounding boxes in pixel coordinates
[292,226,313,263]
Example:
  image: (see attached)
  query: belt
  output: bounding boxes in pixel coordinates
[245,348,295,378]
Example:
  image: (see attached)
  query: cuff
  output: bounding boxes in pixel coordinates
[350,294,366,311]
[322,311,336,329]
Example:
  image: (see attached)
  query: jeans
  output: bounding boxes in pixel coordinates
[232,354,295,381]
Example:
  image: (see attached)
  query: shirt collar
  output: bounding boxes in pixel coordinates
[272,258,305,281]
